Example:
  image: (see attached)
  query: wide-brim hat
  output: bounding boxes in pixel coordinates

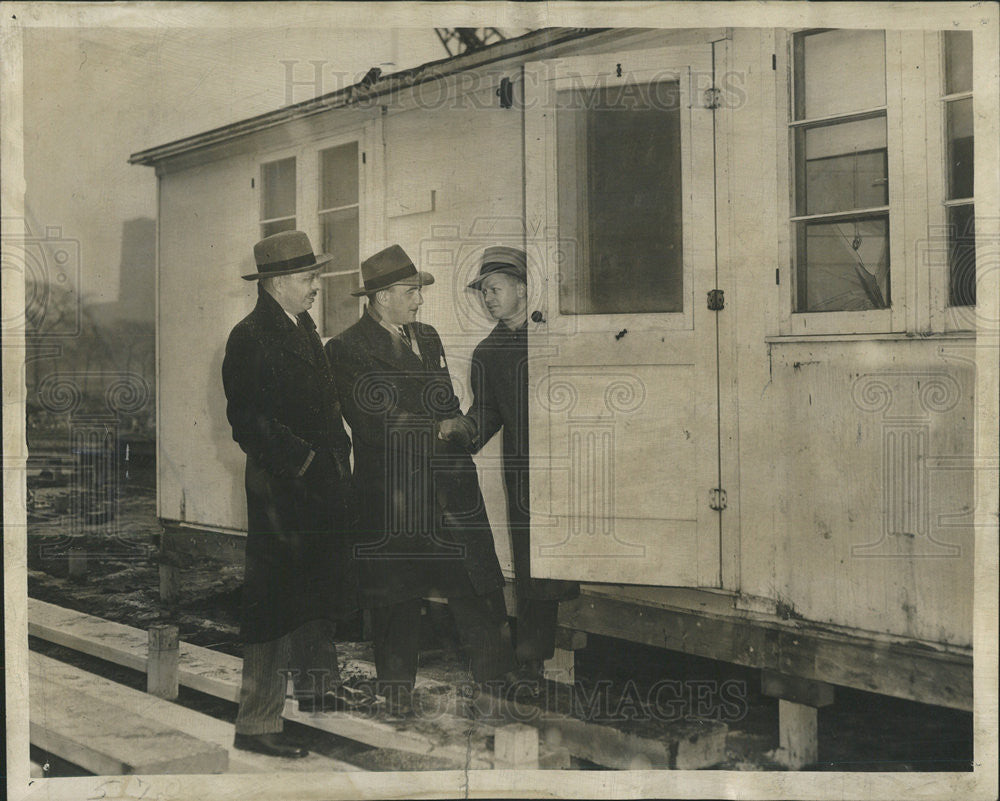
[242,230,333,281]
[352,244,435,296]
[467,246,527,290]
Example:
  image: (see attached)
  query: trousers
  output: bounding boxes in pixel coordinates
[514,597,560,663]
[371,590,516,692]
[234,618,340,735]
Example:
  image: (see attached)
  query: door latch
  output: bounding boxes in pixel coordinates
[707,289,725,311]
[709,488,727,511]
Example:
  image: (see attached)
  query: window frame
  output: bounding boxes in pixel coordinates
[253,120,380,338]
[315,137,364,338]
[925,30,978,332]
[258,151,300,237]
[776,29,907,336]
[524,47,716,336]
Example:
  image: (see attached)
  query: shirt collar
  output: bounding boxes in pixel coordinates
[367,304,409,341]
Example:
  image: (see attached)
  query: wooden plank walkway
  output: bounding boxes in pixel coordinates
[28,598,726,770]
[29,651,362,774]
[28,599,501,768]
[30,654,228,775]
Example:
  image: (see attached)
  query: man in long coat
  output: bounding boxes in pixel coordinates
[325,244,517,713]
[440,246,579,685]
[222,230,362,758]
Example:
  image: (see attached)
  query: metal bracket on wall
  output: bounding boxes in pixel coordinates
[709,488,728,511]
[703,87,722,109]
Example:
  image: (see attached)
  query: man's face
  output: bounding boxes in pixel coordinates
[479,272,526,324]
[272,270,321,315]
[379,283,424,325]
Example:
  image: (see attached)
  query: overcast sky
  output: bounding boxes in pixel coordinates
[21,25,451,307]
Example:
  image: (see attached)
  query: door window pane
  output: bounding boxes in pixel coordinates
[796,216,889,312]
[948,204,976,307]
[260,157,296,221]
[797,118,888,216]
[320,207,360,332]
[322,271,361,338]
[320,143,359,210]
[944,31,973,94]
[261,218,296,238]
[946,97,974,200]
[556,80,683,315]
[794,30,886,119]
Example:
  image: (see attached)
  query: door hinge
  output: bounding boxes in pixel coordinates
[703,87,722,109]
[709,488,728,511]
[707,289,725,311]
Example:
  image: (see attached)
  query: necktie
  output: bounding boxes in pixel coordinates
[398,325,412,350]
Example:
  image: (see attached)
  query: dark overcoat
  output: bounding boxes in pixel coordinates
[222,289,357,643]
[324,310,505,608]
[467,320,579,602]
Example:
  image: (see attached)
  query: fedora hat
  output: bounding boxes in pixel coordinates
[242,230,333,281]
[467,246,527,290]
[352,244,435,297]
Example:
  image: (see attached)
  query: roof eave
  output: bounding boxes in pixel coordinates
[128,27,608,167]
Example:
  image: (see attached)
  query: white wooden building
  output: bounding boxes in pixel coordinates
[130,25,997,756]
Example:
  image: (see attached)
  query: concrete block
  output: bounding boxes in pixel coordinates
[494,723,539,769]
[543,647,574,685]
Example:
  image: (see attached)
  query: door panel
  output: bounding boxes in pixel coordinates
[524,46,721,588]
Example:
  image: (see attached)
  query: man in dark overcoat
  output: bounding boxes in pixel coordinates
[325,244,517,713]
[222,230,364,758]
[439,246,579,685]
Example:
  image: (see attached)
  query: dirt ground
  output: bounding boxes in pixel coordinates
[24,456,973,774]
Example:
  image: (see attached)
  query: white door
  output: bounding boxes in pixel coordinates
[524,46,721,587]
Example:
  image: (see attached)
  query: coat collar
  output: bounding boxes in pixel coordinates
[253,289,317,365]
[357,307,425,370]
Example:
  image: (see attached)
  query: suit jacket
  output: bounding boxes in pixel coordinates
[325,309,505,607]
[222,289,357,642]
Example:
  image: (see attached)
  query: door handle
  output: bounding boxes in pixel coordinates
[531,310,546,324]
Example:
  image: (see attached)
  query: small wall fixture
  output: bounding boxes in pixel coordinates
[497,77,513,108]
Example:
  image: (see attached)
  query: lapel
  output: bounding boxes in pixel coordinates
[254,290,316,367]
[358,310,425,372]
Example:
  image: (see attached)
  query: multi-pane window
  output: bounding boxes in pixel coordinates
[555,80,684,315]
[318,143,361,336]
[942,31,975,307]
[791,30,890,313]
[259,157,296,237]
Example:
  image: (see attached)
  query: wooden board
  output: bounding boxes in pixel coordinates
[30,663,228,775]
[558,590,973,711]
[27,599,499,768]
[29,652,361,774]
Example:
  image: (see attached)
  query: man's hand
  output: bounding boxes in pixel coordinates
[437,416,475,450]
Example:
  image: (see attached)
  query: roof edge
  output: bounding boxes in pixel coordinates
[128,27,608,167]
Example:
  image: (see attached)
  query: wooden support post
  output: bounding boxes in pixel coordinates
[554,627,587,651]
[67,548,87,582]
[159,562,180,604]
[761,670,833,769]
[148,624,179,700]
[542,647,575,685]
[777,699,817,769]
[493,723,539,769]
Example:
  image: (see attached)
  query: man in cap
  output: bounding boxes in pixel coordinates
[439,246,579,688]
[222,230,368,758]
[325,244,517,715]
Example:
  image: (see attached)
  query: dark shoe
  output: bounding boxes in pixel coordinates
[298,684,378,714]
[380,686,415,719]
[477,668,541,701]
[233,732,308,759]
